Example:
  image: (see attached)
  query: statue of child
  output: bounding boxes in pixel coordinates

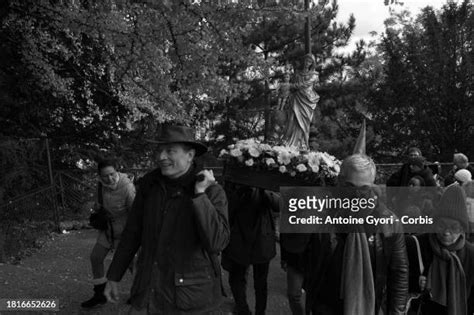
[276,73,291,110]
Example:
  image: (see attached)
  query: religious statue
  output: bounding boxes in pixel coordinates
[282,53,320,149]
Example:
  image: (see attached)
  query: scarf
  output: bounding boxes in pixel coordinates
[161,163,200,196]
[340,231,376,315]
[427,233,467,315]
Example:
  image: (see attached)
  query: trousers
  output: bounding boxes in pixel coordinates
[227,259,270,315]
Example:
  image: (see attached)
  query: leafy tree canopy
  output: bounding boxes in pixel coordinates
[370,0,474,161]
[0,0,382,175]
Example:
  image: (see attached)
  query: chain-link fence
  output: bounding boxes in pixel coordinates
[0,185,57,222]
[56,171,95,218]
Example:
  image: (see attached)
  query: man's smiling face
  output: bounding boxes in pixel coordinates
[157,143,195,179]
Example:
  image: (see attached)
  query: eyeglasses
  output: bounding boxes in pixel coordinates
[435,222,463,234]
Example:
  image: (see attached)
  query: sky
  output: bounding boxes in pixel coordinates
[335,0,457,51]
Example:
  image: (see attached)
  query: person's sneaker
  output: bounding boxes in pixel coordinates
[81,283,107,308]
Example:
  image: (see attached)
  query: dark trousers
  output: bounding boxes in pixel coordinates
[287,265,305,315]
[228,260,270,315]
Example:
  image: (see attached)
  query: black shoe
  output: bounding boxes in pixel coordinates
[81,283,107,308]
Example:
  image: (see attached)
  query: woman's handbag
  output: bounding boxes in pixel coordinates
[89,183,109,231]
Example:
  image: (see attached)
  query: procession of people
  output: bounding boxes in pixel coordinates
[2,0,473,313]
[80,55,474,315]
[80,120,474,315]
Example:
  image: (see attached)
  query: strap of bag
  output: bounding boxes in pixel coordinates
[411,235,424,274]
[98,182,116,249]
[108,220,115,250]
[403,236,426,315]
[98,182,103,206]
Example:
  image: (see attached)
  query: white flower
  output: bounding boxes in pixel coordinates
[260,144,273,152]
[272,145,287,153]
[230,148,242,157]
[219,149,228,157]
[296,164,307,172]
[225,138,341,177]
[248,147,261,158]
[287,146,300,157]
[320,153,335,167]
[265,158,276,166]
[239,138,257,146]
[277,151,292,165]
[310,164,319,173]
[307,152,320,171]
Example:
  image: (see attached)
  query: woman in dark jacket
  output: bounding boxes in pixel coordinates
[222,184,279,315]
[406,184,474,315]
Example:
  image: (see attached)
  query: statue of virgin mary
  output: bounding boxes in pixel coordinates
[282,53,320,149]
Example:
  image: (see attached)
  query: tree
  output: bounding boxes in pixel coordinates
[0,1,134,165]
[0,0,374,171]
[204,0,379,159]
[369,0,474,161]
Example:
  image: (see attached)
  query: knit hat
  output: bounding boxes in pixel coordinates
[434,184,469,231]
[454,169,472,184]
[408,156,425,169]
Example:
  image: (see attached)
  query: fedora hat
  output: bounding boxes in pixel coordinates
[146,125,207,156]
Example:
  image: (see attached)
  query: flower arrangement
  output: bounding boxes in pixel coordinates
[220,138,341,184]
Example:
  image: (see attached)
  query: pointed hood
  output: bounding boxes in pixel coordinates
[353,119,366,155]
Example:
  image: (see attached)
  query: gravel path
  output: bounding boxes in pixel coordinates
[0,230,291,314]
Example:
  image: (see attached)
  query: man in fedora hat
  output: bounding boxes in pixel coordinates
[103,125,230,314]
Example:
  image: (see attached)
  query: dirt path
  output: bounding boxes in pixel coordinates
[0,230,291,314]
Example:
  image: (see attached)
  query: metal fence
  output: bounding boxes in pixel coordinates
[56,171,95,216]
[0,185,57,222]
[0,171,94,229]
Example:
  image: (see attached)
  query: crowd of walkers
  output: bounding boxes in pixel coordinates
[81,124,474,315]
